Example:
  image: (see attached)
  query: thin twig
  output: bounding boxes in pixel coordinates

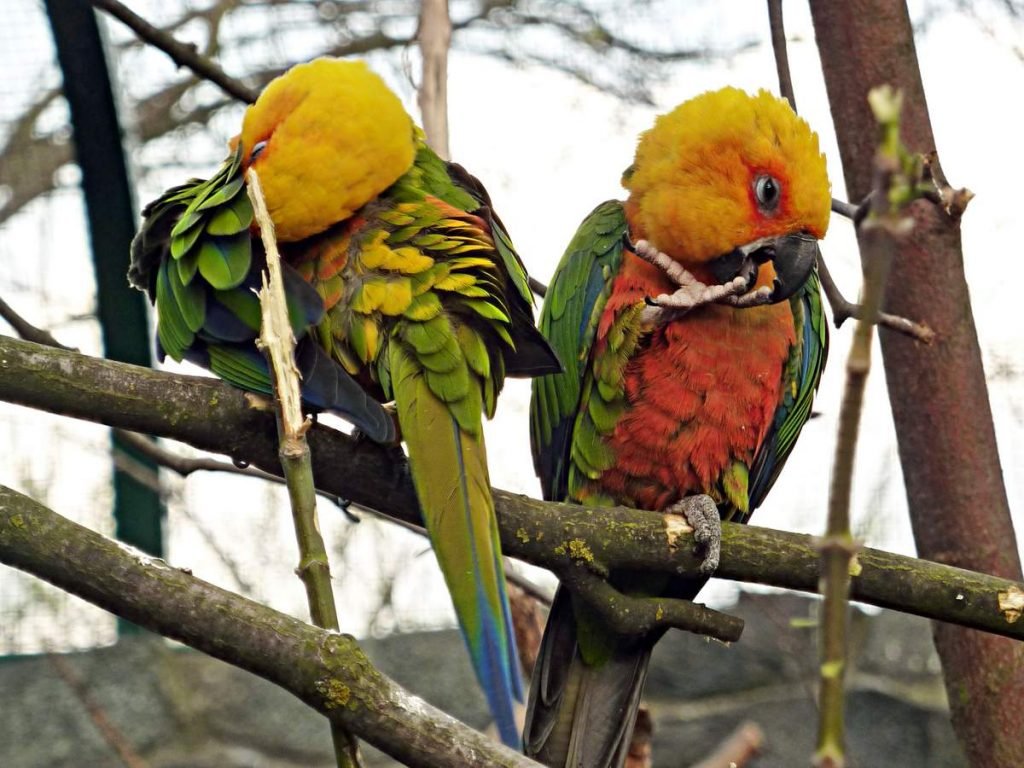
[815,85,906,768]
[817,255,935,342]
[248,169,360,768]
[89,0,258,103]
[48,653,150,768]
[689,721,765,768]
[762,0,930,344]
[528,275,547,299]
[113,428,279,482]
[767,0,796,110]
[0,295,74,350]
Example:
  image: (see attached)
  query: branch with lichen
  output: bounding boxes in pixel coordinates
[0,485,540,768]
[2,333,1024,642]
[247,169,361,768]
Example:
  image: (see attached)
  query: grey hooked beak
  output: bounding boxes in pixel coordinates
[709,232,819,303]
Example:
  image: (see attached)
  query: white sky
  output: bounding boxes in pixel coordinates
[1,1,1022,644]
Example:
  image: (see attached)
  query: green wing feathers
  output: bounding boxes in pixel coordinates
[530,200,628,502]
[387,339,523,745]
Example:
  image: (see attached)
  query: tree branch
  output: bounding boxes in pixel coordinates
[88,0,259,103]
[0,486,538,768]
[0,295,74,351]
[2,334,1023,641]
[810,2,1024,763]
[416,0,452,161]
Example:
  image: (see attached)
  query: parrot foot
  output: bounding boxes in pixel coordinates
[634,240,757,326]
[666,494,722,575]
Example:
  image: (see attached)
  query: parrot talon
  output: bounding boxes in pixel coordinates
[725,285,775,308]
[666,494,722,575]
[634,239,753,324]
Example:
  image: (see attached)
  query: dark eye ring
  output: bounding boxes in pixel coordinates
[754,175,781,211]
[250,140,268,162]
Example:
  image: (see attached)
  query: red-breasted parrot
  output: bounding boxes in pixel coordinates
[129,58,559,746]
[525,87,831,767]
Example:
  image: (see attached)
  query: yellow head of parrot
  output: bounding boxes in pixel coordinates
[623,88,831,296]
[239,58,416,242]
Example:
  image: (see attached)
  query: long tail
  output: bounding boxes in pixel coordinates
[524,587,654,768]
[391,347,522,746]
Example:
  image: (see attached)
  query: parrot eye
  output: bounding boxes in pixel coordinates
[754,175,781,212]
[249,140,268,162]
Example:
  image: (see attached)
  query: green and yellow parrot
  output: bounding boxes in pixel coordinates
[525,88,831,767]
[129,58,559,746]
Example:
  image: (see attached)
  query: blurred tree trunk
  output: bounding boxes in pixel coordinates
[809,2,1024,765]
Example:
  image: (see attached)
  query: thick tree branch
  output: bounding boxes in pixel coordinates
[0,486,537,768]
[2,334,1023,642]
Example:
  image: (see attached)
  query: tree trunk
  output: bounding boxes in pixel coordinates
[809,2,1024,764]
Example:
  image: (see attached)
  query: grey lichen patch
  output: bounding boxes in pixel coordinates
[998,585,1024,624]
[316,677,351,710]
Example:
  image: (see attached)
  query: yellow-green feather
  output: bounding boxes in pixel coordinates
[388,338,521,737]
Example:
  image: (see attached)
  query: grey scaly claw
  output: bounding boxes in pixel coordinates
[665,494,722,575]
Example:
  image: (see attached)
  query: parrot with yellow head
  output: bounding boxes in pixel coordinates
[525,88,831,767]
[129,58,560,747]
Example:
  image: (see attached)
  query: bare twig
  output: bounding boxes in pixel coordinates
[815,85,908,768]
[762,0,932,345]
[528,275,547,299]
[767,0,796,110]
[47,653,149,768]
[0,296,74,351]
[113,428,277,483]
[416,0,452,160]
[88,0,258,103]
[816,255,935,343]
[689,721,765,768]
[248,169,359,768]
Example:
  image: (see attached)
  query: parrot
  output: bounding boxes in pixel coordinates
[128,57,560,747]
[524,87,831,767]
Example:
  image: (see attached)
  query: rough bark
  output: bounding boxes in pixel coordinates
[0,486,538,768]
[809,2,1024,764]
[1,333,1023,642]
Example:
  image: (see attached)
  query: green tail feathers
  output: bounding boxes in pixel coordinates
[524,587,653,768]
[389,341,523,746]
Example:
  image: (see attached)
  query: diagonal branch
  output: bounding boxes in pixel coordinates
[2,333,1023,642]
[88,0,258,103]
[0,486,539,768]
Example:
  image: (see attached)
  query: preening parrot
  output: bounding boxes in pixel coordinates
[128,57,560,746]
[525,88,831,767]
